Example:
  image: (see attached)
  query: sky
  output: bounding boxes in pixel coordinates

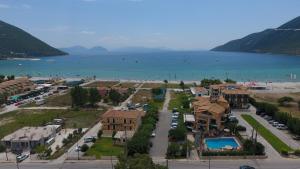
[0,0,300,50]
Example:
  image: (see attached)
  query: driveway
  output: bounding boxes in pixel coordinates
[150,89,172,158]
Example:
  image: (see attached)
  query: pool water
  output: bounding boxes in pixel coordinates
[204,137,240,150]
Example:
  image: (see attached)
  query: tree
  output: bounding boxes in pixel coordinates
[88,88,101,106]
[80,144,89,152]
[163,80,168,88]
[224,78,236,84]
[97,130,103,138]
[0,144,5,153]
[179,81,185,90]
[115,154,167,169]
[0,75,5,83]
[278,96,294,106]
[166,143,181,158]
[109,89,122,105]
[6,75,15,80]
[70,86,88,107]
[200,78,222,88]
[0,93,6,105]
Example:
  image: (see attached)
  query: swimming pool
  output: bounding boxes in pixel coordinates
[204,137,240,150]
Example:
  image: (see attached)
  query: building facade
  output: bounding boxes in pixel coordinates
[192,96,229,132]
[1,126,56,152]
[101,110,145,134]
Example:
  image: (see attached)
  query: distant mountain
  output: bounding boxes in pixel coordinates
[112,46,171,53]
[0,20,67,59]
[60,46,108,55]
[212,16,300,56]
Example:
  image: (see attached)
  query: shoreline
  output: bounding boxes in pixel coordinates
[26,76,300,93]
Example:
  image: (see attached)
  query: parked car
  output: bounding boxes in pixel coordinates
[272,121,279,127]
[151,132,156,137]
[173,112,180,116]
[240,165,255,169]
[16,154,29,162]
[84,136,96,143]
[268,120,275,124]
[172,114,179,119]
[293,135,300,140]
[276,124,288,130]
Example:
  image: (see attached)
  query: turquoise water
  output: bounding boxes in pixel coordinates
[0,51,300,81]
[205,137,240,150]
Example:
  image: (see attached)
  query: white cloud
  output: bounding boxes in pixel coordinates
[0,4,10,8]
[80,30,96,35]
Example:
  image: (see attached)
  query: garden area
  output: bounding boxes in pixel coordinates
[85,137,123,159]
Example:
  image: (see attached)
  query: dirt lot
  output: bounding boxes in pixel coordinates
[141,82,194,89]
[115,82,140,88]
[131,89,153,104]
[84,81,119,88]
[252,92,300,117]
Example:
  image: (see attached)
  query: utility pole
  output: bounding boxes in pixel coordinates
[16,156,19,169]
[77,143,79,160]
[5,147,8,161]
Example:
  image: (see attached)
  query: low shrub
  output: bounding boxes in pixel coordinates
[294,149,300,156]
[81,144,89,152]
[236,125,246,132]
[281,149,289,156]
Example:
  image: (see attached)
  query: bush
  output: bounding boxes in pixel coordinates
[0,144,5,153]
[294,149,300,156]
[278,97,294,106]
[81,144,89,152]
[281,149,289,156]
[97,130,103,138]
[243,139,265,155]
[166,143,181,158]
[236,125,246,132]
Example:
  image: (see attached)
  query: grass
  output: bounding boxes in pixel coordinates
[84,81,119,88]
[241,114,293,153]
[168,91,191,112]
[0,108,106,139]
[252,92,300,118]
[116,82,140,88]
[85,137,123,159]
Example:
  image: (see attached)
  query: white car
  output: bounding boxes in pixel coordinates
[16,154,29,162]
[151,132,156,137]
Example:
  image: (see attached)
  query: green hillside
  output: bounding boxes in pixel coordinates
[0,20,67,58]
[212,16,300,55]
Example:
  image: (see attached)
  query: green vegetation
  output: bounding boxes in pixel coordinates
[88,88,101,106]
[80,144,89,152]
[241,114,293,153]
[109,89,122,105]
[224,78,236,84]
[85,138,123,158]
[127,103,159,156]
[212,16,300,56]
[169,92,191,113]
[115,153,167,169]
[278,96,294,106]
[0,20,66,58]
[200,78,222,88]
[71,86,89,107]
[0,109,105,139]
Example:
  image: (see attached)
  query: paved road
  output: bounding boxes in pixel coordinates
[150,89,172,158]
[232,109,282,160]
[3,158,300,169]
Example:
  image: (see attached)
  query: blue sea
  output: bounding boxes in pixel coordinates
[1,51,300,82]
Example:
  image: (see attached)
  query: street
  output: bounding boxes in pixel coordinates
[150,89,172,158]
